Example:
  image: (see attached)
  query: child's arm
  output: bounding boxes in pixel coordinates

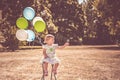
[57,42,69,49]
[43,48,48,58]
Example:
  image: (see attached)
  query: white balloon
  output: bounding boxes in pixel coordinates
[16,29,28,41]
[32,17,44,26]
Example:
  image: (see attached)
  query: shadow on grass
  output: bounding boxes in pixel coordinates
[0,45,120,52]
[113,54,120,58]
[0,48,19,52]
[65,45,120,50]
[95,46,120,50]
[0,46,42,52]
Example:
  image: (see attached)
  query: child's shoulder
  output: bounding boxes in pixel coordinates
[53,44,59,47]
[42,44,48,49]
[42,44,58,48]
[53,44,58,45]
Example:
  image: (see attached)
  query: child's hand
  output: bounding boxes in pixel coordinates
[65,39,70,46]
[64,42,69,46]
[57,41,69,49]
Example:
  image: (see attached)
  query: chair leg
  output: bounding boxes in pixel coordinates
[51,64,57,80]
[41,63,45,80]
[54,74,57,80]
[41,76,44,80]
[41,64,57,80]
[50,64,54,80]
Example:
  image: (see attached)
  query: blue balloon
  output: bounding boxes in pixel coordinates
[26,30,35,42]
[23,7,35,20]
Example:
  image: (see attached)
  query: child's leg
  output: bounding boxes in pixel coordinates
[43,62,48,76]
[53,63,59,74]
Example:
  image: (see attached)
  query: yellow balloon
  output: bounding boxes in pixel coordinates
[16,17,28,29]
[34,21,46,32]
[32,17,44,26]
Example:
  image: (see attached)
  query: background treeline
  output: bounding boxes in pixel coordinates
[0,0,120,51]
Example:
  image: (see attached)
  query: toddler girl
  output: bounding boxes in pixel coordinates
[41,34,69,76]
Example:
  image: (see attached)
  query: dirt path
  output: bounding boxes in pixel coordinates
[0,45,120,80]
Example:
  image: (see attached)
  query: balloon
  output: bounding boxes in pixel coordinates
[34,21,46,32]
[23,7,35,20]
[32,17,44,26]
[26,30,35,42]
[16,29,28,41]
[16,17,28,29]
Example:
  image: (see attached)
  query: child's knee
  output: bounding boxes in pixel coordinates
[54,63,59,67]
[56,63,59,65]
[43,62,48,66]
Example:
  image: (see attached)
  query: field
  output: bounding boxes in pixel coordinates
[0,45,120,80]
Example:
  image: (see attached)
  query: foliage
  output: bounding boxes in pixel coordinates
[0,0,120,51]
[82,0,120,44]
[48,0,84,45]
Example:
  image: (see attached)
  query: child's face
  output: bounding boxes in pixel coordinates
[47,37,54,45]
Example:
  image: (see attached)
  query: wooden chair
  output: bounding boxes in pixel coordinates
[41,63,57,80]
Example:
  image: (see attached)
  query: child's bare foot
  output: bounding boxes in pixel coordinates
[44,71,48,76]
[52,70,57,75]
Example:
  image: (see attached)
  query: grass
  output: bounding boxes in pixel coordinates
[0,45,120,80]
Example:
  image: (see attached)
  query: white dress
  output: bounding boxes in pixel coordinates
[41,44,60,64]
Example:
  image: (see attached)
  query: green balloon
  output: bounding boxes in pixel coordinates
[16,17,28,29]
[34,21,46,32]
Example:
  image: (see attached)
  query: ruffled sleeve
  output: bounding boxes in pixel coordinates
[53,44,59,48]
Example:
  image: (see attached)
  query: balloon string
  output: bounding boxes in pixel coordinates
[37,36,43,46]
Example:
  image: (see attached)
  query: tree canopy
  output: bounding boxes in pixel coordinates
[0,0,120,51]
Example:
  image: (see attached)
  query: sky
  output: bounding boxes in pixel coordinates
[78,0,87,4]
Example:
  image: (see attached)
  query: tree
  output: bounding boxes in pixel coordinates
[1,0,119,50]
[82,0,120,44]
[0,0,35,51]
[0,0,60,51]
[47,0,85,45]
